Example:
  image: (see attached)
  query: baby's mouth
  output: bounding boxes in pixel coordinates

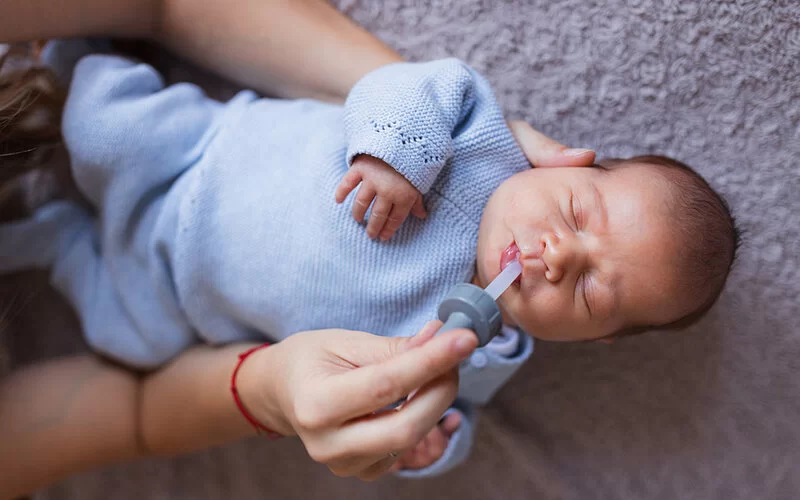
[500,242,522,280]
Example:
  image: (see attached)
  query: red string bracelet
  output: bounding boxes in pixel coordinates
[230,343,282,440]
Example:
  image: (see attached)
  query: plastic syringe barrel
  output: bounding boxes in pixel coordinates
[437,283,502,347]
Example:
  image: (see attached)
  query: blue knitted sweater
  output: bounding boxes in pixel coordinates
[0,41,535,477]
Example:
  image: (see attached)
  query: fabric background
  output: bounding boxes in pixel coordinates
[2,1,797,498]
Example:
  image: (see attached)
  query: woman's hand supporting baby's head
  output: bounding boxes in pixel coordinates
[507,120,596,168]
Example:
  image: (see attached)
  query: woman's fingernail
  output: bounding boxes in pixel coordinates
[455,335,477,356]
[564,148,593,157]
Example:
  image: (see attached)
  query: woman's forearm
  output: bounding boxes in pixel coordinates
[0,356,141,499]
[0,0,160,41]
[1,0,402,102]
[156,0,403,102]
[138,343,281,456]
[0,345,277,498]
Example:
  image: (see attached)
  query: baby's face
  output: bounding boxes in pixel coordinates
[476,164,693,341]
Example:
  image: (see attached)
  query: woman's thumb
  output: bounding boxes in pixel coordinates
[508,120,595,168]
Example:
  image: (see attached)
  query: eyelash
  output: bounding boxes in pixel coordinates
[580,273,592,316]
[569,192,591,315]
[570,192,581,230]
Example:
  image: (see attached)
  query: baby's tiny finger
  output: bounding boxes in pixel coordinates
[395,444,422,470]
[426,428,448,463]
[366,198,392,239]
[411,195,427,219]
[405,434,442,469]
[398,448,417,468]
[352,184,376,223]
[335,170,363,203]
[379,205,410,241]
[441,412,462,437]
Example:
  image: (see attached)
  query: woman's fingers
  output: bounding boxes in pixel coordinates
[357,453,400,481]
[507,120,595,168]
[327,320,443,363]
[307,329,476,426]
[283,324,466,481]
[327,453,391,479]
[324,369,460,460]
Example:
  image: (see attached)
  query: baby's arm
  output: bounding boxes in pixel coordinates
[339,59,492,239]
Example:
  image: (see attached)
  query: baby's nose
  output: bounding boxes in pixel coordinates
[541,232,575,282]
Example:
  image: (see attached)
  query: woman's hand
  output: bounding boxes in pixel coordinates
[237,321,477,481]
[507,120,596,168]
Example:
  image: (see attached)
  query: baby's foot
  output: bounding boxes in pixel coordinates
[391,412,461,471]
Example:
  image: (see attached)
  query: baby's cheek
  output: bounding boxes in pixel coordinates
[514,291,568,333]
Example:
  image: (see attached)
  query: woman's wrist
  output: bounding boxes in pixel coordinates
[235,342,296,437]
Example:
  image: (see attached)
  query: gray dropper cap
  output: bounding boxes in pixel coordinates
[383,283,505,411]
[437,283,502,347]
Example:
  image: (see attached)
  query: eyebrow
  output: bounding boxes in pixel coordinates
[588,181,618,322]
[604,277,622,323]
[590,182,608,230]
[588,278,621,326]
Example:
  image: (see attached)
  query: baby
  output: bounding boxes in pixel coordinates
[0,40,738,477]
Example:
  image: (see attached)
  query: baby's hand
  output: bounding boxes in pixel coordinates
[335,155,427,241]
[391,412,461,472]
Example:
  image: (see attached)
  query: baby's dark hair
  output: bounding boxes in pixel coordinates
[598,155,741,338]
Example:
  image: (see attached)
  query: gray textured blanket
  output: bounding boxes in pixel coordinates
[4,1,798,499]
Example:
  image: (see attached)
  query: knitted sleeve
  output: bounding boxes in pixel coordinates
[458,331,535,405]
[343,58,494,194]
[62,54,228,200]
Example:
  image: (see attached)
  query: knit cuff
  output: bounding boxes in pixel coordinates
[457,331,535,405]
[344,59,478,194]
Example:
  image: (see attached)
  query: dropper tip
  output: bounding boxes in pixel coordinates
[484,257,522,301]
